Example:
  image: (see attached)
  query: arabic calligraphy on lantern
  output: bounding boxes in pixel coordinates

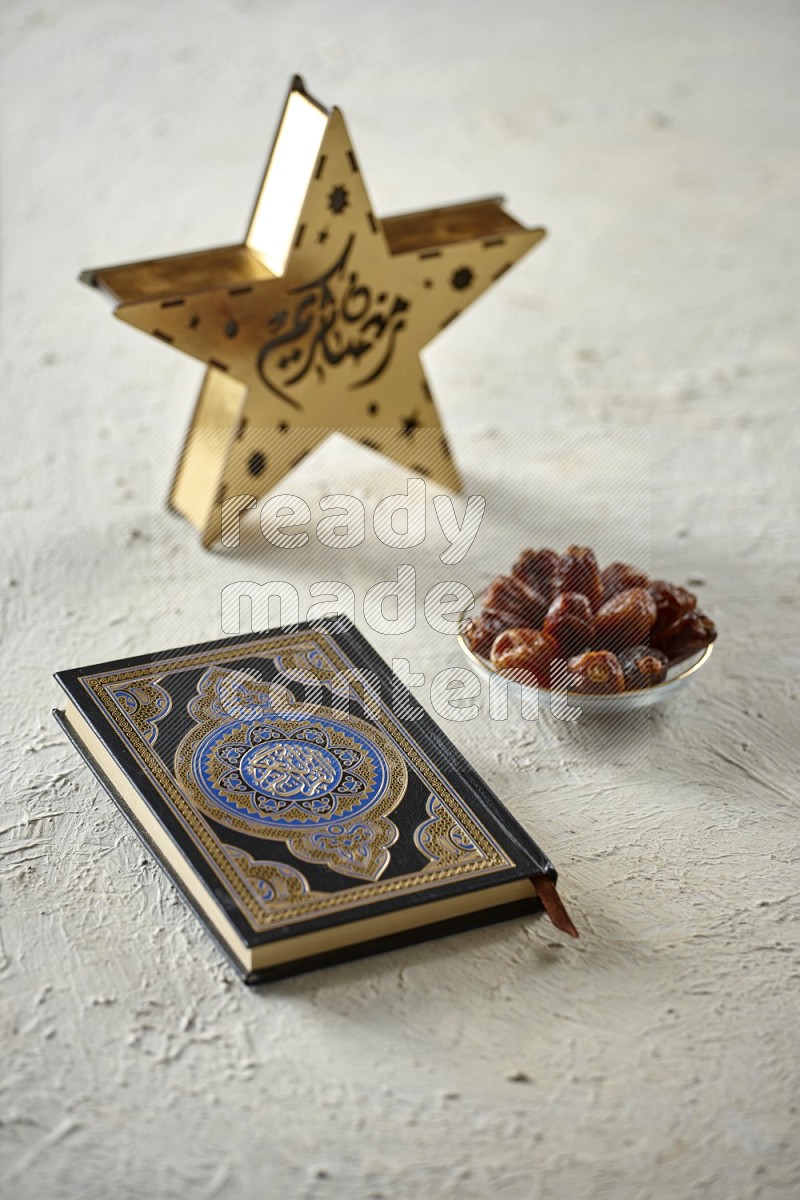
[257,236,410,405]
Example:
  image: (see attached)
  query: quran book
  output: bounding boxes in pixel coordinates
[54,617,572,983]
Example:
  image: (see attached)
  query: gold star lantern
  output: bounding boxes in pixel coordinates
[82,76,546,547]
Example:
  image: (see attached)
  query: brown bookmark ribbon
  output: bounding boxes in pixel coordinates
[533,876,579,938]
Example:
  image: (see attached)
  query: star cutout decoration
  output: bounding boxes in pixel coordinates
[82,76,546,547]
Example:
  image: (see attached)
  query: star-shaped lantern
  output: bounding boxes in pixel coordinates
[82,76,546,546]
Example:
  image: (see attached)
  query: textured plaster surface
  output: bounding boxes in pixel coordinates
[1,1,799,1197]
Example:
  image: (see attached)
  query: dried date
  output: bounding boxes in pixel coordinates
[543,591,595,656]
[490,628,558,687]
[566,650,625,695]
[474,544,716,694]
[652,611,717,665]
[617,644,668,689]
[594,587,657,652]
[512,548,561,603]
[555,545,603,611]
[600,561,649,601]
[649,580,697,637]
[462,611,508,659]
[482,573,547,629]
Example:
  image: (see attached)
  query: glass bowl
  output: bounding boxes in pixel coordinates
[457,625,714,714]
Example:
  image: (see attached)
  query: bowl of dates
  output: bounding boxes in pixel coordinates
[459,546,716,711]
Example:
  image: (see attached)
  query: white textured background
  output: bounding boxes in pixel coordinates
[1,1,799,1197]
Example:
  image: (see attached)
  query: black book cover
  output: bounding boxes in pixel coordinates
[54,616,558,982]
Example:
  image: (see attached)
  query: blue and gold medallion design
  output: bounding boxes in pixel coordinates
[175,665,407,881]
[195,716,386,831]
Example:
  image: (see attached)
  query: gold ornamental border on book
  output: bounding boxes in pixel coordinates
[79,628,513,931]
